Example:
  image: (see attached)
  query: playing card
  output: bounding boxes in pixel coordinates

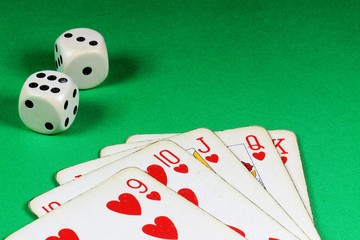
[7,167,245,239]
[269,130,313,221]
[30,141,305,240]
[124,129,314,220]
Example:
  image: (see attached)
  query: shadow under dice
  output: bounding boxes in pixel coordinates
[55,28,109,89]
[18,71,79,134]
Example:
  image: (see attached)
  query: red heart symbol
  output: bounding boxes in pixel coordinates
[146,191,161,201]
[46,228,79,240]
[106,193,141,215]
[174,164,188,173]
[147,164,168,185]
[142,216,178,239]
[177,188,199,206]
[205,154,219,163]
[281,156,288,164]
[227,225,246,237]
[252,151,265,161]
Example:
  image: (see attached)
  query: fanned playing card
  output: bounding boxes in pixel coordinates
[30,141,303,240]
[7,168,246,239]
[269,130,313,220]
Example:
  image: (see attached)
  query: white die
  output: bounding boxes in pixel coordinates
[55,28,109,89]
[18,71,79,134]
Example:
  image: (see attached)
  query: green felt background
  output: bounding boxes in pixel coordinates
[0,0,359,238]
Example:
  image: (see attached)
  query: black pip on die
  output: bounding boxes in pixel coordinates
[55,28,108,89]
[18,71,79,134]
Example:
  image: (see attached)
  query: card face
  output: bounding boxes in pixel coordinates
[269,130,313,221]
[30,141,303,240]
[7,168,246,240]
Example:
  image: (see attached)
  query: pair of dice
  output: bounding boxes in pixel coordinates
[19,28,108,134]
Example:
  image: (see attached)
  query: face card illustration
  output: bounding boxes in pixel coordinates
[269,130,313,220]
[7,168,246,240]
[30,141,304,240]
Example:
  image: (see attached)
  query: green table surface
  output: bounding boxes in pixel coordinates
[1,0,359,239]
